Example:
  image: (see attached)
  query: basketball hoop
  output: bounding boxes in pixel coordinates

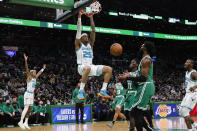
[74,1,102,15]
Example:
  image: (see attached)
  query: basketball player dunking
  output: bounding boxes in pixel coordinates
[179,59,197,130]
[75,12,112,100]
[18,54,46,130]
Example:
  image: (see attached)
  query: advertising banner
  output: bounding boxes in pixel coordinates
[9,0,74,9]
[51,105,92,124]
[154,104,180,118]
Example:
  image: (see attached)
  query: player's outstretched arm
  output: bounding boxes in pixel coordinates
[24,53,30,77]
[75,12,82,51]
[36,64,46,79]
[118,73,131,81]
[120,58,151,83]
[189,72,197,92]
[88,14,95,48]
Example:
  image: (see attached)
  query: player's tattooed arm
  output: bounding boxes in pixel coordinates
[189,72,197,92]
[141,57,152,78]
[75,12,82,51]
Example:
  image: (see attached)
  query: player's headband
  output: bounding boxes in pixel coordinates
[81,33,88,38]
[30,70,36,73]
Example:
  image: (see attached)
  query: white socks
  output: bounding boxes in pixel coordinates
[80,83,85,90]
[24,118,29,124]
[101,82,108,90]
[192,122,197,129]
[19,106,29,123]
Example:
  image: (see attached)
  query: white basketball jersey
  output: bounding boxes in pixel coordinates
[185,69,197,93]
[76,43,93,65]
[26,78,36,93]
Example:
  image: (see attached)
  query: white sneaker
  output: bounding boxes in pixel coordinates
[23,123,31,130]
[107,123,113,128]
[192,123,197,131]
[18,122,25,130]
[127,121,130,128]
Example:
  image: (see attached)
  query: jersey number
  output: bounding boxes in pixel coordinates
[117,90,120,95]
[128,82,133,90]
[83,51,92,58]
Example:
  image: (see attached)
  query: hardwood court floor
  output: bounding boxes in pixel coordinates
[0,117,196,131]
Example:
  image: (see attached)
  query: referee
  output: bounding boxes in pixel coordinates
[72,82,87,124]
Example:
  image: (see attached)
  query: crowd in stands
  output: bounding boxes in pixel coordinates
[0,39,188,126]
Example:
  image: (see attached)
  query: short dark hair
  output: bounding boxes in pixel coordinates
[144,41,156,57]
[132,58,139,64]
[187,59,194,65]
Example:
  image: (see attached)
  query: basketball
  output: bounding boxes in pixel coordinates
[110,43,123,56]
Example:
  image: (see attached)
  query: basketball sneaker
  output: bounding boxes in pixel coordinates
[98,90,111,99]
[78,90,85,100]
[23,123,31,130]
[107,123,113,128]
[81,121,86,124]
[192,122,197,131]
[18,122,25,130]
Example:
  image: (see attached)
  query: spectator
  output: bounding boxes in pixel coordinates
[17,92,24,111]
[12,101,21,126]
[30,101,48,124]
[72,83,86,124]
[0,97,5,127]
[101,100,111,121]
[95,100,103,121]
[2,100,15,126]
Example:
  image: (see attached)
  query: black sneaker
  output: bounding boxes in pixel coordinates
[129,128,135,131]
[81,121,86,124]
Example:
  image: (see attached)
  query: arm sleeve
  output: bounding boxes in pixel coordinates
[76,18,82,39]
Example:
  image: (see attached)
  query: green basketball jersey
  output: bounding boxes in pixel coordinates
[115,83,126,96]
[127,71,138,94]
[138,55,153,83]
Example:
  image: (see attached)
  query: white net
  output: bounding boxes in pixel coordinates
[89,1,101,14]
[56,0,100,21]
[75,0,101,15]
